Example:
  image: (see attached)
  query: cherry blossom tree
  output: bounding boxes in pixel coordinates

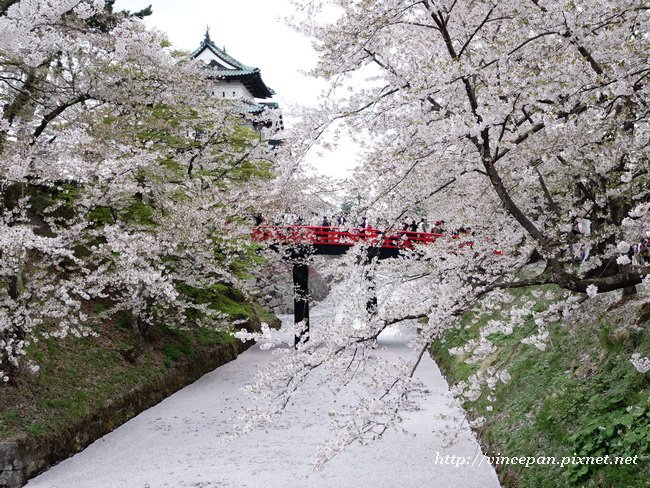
[291,0,648,292]
[0,0,280,380]
[236,0,649,462]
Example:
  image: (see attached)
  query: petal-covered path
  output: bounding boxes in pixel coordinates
[27,306,499,488]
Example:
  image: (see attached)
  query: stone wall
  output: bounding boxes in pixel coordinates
[247,261,332,314]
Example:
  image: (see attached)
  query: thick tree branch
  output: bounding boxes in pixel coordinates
[31,93,91,141]
[493,122,545,161]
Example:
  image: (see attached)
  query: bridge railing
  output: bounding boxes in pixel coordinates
[252,225,445,250]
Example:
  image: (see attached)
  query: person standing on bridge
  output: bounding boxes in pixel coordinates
[418,218,428,232]
[359,216,367,228]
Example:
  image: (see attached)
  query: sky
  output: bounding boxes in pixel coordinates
[113,0,360,178]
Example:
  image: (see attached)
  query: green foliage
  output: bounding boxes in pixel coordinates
[2,408,19,423]
[115,310,133,330]
[26,422,46,438]
[432,291,650,488]
[94,302,112,315]
[175,282,257,321]
[565,402,650,484]
[87,206,115,226]
[2,179,161,236]
[159,157,187,179]
[1,408,19,433]
[88,0,152,32]
[195,328,237,348]
[3,182,79,229]
[85,197,159,228]
[122,200,157,227]
[162,344,184,365]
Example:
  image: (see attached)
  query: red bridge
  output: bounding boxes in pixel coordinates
[252,225,446,258]
[251,225,486,346]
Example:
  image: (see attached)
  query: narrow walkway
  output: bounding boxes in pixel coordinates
[27,306,499,488]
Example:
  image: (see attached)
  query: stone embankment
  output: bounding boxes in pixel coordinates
[245,261,331,314]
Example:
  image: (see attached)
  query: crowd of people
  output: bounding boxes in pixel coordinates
[262,212,466,236]
[248,212,474,241]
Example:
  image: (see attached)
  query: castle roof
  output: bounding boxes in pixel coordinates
[191,29,275,99]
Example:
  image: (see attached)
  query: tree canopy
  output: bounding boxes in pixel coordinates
[0,0,279,381]
[238,0,649,461]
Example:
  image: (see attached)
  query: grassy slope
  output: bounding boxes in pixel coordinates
[431,286,650,488]
[0,284,277,442]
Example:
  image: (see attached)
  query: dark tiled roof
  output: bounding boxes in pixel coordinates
[191,31,275,99]
[239,101,279,114]
[240,102,265,114]
[208,67,259,77]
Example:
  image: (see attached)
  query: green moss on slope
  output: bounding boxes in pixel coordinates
[432,289,650,488]
[0,290,277,443]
